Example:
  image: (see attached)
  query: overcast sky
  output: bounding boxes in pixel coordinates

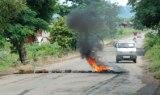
[59,0,128,6]
[109,0,128,6]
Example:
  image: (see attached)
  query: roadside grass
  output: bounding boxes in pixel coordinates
[0,42,67,71]
[115,27,138,38]
[104,27,142,44]
[26,42,64,60]
[145,44,160,79]
[145,32,160,79]
[0,53,18,71]
[0,43,18,71]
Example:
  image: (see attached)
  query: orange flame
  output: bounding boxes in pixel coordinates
[87,57,110,72]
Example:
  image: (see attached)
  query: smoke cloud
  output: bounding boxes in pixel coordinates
[67,1,106,59]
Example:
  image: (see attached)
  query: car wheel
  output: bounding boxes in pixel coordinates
[133,58,137,63]
[116,58,119,63]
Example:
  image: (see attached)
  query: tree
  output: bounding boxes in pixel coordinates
[128,0,160,34]
[56,4,72,16]
[0,0,48,63]
[50,17,76,49]
[26,0,57,23]
[0,35,5,48]
[55,0,103,17]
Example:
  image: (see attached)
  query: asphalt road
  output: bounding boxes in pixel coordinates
[0,35,149,95]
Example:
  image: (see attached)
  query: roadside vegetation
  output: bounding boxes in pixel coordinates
[0,0,137,72]
[0,43,18,71]
[0,27,136,71]
[116,28,138,38]
[145,32,160,79]
[129,0,160,79]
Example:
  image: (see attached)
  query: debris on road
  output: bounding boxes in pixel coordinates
[15,69,127,74]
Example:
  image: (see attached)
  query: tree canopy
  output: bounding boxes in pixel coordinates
[0,0,48,63]
[50,17,76,49]
[26,0,57,23]
[0,0,120,63]
[128,0,160,31]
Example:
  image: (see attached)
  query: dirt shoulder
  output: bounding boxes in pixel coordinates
[137,57,160,95]
[0,51,81,75]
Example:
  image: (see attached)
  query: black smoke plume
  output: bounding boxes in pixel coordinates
[67,2,105,59]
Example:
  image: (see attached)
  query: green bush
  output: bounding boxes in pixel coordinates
[115,28,137,38]
[144,32,160,50]
[146,45,160,68]
[145,32,160,79]
[0,52,18,70]
[0,43,18,71]
[146,44,160,79]
[0,35,5,48]
[49,17,77,50]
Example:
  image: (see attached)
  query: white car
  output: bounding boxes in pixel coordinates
[115,42,137,63]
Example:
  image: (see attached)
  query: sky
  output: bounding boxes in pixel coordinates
[109,0,128,6]
[59,0,129,6]
[58,0,132,18]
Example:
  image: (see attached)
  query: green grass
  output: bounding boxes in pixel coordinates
[116,27,140,38]
[104,27,142,41]
[145,44,160,78]
[26,42,72,61]
[0,42,66,71]
[145,32,160,79]
[0,53,18,71]
[0,43,18,71]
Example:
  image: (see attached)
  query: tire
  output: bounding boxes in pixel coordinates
[116,58,119,63]
[116,60,119,63]
[116,55,120,63]
[133,58,137,63]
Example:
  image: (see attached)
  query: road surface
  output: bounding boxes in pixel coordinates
[0,35,156,95]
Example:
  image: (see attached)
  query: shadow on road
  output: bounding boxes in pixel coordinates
[137,48,145,56]
[137,84,160,95]
[115,61,136,64]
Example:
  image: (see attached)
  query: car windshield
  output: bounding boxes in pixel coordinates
[117,43,135,48]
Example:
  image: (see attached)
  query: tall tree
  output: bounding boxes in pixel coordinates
[56,4,72,16]
[26,0,57,23]
[54,0,102,17]
[50,17,76,49]
[0,0,48,63]
[128,0,160,34]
